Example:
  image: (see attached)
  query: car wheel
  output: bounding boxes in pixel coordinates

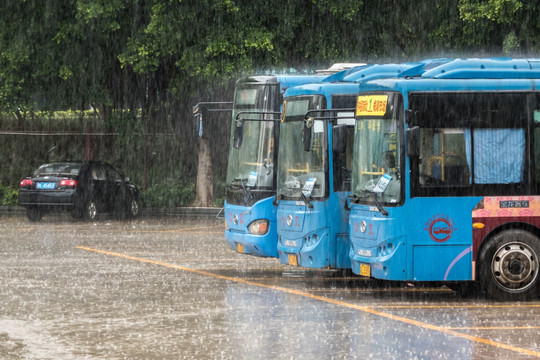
[26,208,42,222]
[478,229,540,301]
[126,197,140,219]
[83,200,97,221]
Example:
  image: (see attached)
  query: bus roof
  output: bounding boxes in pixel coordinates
[284,81,365,99]
[282,61,439,99]
[354,58,540,95]
[410,58,540,79]
[235,74,327,94]
[235,63,374,93]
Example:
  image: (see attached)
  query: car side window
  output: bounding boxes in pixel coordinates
[106,165,124,182]
[92,165,106,180]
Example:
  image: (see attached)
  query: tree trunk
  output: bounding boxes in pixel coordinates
[191,137,214,207]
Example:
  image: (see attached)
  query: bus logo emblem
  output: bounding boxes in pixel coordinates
[286,214,293,226]
[360,221,367,233]
[233,214,239,225]
[425,214,456,243]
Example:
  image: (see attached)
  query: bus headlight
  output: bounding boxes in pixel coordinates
[248,220,269,235]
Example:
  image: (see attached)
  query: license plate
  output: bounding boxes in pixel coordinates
[36,182,55,189]
[237,243,244,253]
[360,263,371,277]
[288,254,298,266]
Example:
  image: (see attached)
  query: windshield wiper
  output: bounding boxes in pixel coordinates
[371,192,388,216]
[358,189,388,216]
[299,190,313,209]
[273,188,313,209]
[231,178,252,201]
[369,191,388,216]
[272,193,282,206]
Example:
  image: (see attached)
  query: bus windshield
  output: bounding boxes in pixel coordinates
[226,86,277,190]
[277,96,326,200]
[352,93,402,205]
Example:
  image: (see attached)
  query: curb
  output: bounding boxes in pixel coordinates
[0,206,223,218]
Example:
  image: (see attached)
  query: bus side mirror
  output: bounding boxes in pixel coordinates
[332,124,347,153]
[233,118,244,149]
[193,107,203,138]
[303,117,313,152]
[406,126,420,157]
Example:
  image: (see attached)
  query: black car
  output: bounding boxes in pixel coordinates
[19,161,140,221]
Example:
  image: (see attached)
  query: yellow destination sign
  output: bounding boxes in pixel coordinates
[356,95,388,116]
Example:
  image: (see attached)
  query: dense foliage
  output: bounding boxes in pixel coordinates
[1,0,540,206]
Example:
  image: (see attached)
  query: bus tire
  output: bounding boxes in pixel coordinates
[479,229,540,301]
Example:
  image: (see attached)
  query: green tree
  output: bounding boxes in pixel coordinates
[4,0,540,207]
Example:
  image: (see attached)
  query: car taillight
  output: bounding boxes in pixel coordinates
[60,179,79,188]
[20,179,33,188]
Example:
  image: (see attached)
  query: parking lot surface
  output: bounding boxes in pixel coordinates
[1,214,539,359]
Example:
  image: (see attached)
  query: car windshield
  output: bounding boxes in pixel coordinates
[33,163,82,177]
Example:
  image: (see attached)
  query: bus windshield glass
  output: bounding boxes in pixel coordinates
[277,95,327,200]
[226,86,277,190]
[352,93,402,205]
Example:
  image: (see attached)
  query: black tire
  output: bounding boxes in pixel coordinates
[126,196,140,219]
[478,229,540,301]
[26,208,42,222]
[82,200,97,221]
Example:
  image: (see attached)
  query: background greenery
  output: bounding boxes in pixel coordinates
[1,0,540,207]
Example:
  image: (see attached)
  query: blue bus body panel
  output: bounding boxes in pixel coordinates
[350,196,483,281]
[224,196,278,257]
[277,192,351,269]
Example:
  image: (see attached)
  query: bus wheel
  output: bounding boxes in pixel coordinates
[479,229,540,301]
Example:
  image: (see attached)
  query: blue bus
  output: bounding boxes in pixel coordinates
[224,74,327,258]
[275,63,420,269]
[348,58,540,300]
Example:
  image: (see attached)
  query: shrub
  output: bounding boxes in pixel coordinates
[140,180,196,208]
[0,184,19,206]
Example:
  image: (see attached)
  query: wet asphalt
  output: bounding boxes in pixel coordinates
[1,213,539,359]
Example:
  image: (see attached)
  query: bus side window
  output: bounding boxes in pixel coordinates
[419,128,470,186]
[534,109,540,190]
[535,126,540,188]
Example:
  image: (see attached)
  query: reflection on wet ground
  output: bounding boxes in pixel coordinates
[1,215,539,359]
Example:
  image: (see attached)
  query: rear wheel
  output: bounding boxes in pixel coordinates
[126,197,140,219]
[26,208,42,222]
[83,200,97,221]
[479,229,540,301]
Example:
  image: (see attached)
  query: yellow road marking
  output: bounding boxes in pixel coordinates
[76,246,540,358]
[446,326,540,330]
[370,304,540,308]
[20,225,223,234]
[307,288,453,293]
